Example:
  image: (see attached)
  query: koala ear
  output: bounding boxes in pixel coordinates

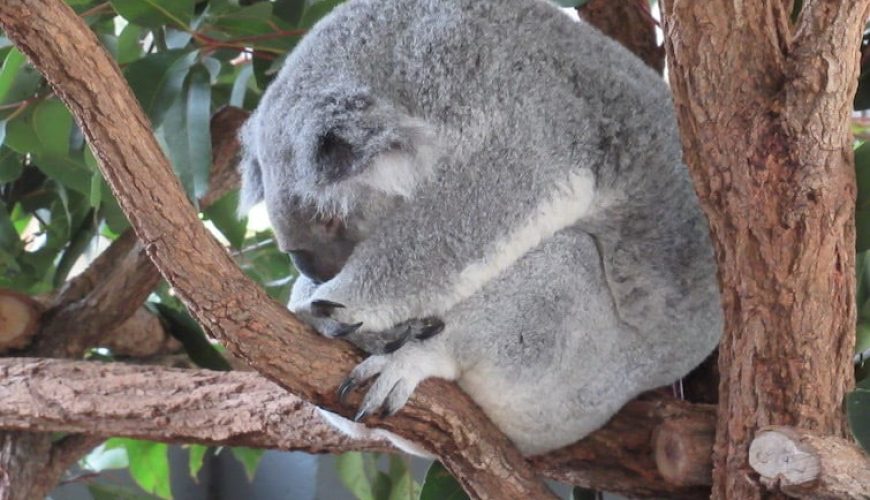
[238,154,264,215]
[315,130,356,182]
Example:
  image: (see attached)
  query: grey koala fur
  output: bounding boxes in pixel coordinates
[239,0,723,455]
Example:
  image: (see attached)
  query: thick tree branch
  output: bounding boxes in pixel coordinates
[661,0,870,498]
[0,3,556,497]
[30,106,249,359]
[749,426,870,499]
[0,358,714,498]
[578,0,664,73]
[0,106,246,499]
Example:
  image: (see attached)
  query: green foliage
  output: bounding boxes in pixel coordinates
[419,461,467,500]
[104,439,172,499]
[0,0,347,496]
[336,453,422,500]
[228,447,265,481]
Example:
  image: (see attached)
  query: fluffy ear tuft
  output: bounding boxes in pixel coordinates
[238,154,264,216]
[237,120,265,216]
[316,130,356,182]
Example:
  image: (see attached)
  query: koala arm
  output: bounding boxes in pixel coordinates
[304,148,597,332]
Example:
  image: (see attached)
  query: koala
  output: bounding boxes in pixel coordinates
[238,0,723,456]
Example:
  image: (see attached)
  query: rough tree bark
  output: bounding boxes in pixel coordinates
[749,426,870,499]
[578,0,664,73]
[0,358,714,498]
[0,109,246,499]
[661,1,870,498]
[0,2,556,498]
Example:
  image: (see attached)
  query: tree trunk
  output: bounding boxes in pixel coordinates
[661,1,870,498]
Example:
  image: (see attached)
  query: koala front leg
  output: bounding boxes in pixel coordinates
[297,151,596,338]
[289,275,444,354]
[338,335,458,421]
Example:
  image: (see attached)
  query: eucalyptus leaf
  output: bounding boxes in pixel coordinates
[336,452,375,500]
[229,447,264,481]
[0,49,25,104]
[124,50,198,127]
[110,0,195,29]
[152,302,231,371]
[187,444,209,480]
[5,99,74,157]
[105,438,172,500]
[419,462,468,500]
[203,190,247,249]
[159,64,212,203]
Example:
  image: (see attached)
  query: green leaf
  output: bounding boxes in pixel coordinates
[88,484,157,500]
[32,155,92,196]
[100,191,130,234]
[159,64,212,202]
[116,23,145,64]
[0,204,20,254]
[5,99,73,157]
[856,142,870,208]
[274,0,305,25]
[152,302,231,371]
[336,452,374,500]
[0,49,25,104]
[89,171,102,207]
[184,65,212,201]
[203,190,247,249]
[229,64,253,107]
[105,438,172,500]
[229,447,264,481]
[125,50,198,127]
[110,0,194,29]
[419,462,468,500]
[858,209,870,252]
[386,456,417,500]
[299,0,345,27]
[848,377,870,454]
[0,147,22,183]
[187,445,209,480]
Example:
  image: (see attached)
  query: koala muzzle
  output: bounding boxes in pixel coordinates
[288,249,338,284]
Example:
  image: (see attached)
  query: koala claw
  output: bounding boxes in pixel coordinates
[415,317,445,340]
[337,376,359,405]
[311,299,345,317]
[383,326,413,354]
[333,321,364,338]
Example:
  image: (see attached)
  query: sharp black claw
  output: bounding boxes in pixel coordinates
[337,377,358,405]
[416,317,445,340]
[382,403,401,418]
[354,407,369,422]
[311,300,345,317]
[383,326,413,354]
[333,322,363,338]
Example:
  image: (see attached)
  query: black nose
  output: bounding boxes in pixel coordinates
[287,249,330,284]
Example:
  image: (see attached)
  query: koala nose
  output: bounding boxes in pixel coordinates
[287,249,332,284]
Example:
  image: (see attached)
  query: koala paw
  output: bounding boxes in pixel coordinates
[338,342,458,421]
[300,299,445,354]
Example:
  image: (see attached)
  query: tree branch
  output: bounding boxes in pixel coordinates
[577,0,664,73]
[749,426,870,499]
[0,357,714,498]
[0,2,557,498]
[661,0,869,497]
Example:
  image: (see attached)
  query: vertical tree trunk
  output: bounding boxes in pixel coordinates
[661,1,870,498]
[578,0,664,73]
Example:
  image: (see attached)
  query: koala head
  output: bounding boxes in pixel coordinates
[238,82,438,283]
